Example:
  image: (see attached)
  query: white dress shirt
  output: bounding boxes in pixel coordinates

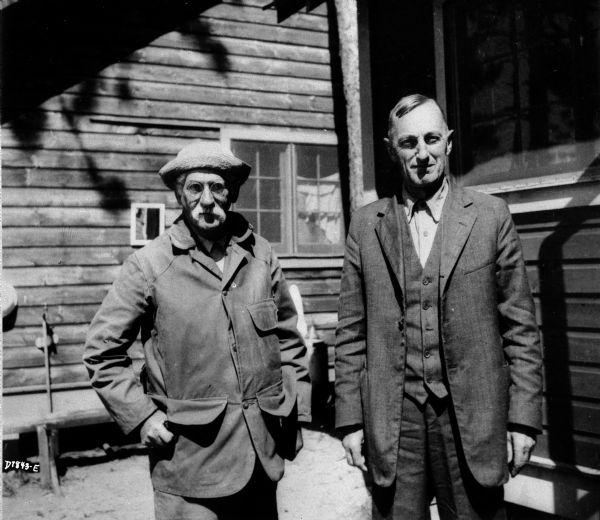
[402,177,449,267]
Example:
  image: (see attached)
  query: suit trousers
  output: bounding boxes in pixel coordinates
[153,461,278,520]
[372,395,506,520]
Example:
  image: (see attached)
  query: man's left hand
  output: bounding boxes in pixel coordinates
[507,431,536,477]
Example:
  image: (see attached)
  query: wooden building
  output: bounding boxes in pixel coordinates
[2,0,344,429]
[2,0,599,517]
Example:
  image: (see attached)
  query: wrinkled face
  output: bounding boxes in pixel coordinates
[176,171,230,239]
[385,101,453,194]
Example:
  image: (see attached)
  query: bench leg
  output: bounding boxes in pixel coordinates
[36,425,62,495]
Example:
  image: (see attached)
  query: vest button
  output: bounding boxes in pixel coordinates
[423,278,431,285]
[423,302,430,310]
[242,402,249,409]
[424,350,431,358]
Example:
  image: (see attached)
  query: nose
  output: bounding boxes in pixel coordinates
[199,185,215,207]
[416,137,429,161]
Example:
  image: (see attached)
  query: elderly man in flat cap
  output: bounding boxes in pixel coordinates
[84,142,311,519]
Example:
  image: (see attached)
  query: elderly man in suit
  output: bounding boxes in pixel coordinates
[84,142,310,519]
[335,94,543,519]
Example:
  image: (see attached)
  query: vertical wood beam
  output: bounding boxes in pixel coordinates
[333,0,365,211]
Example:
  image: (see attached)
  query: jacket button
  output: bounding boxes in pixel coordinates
[424,350,431,358]
[423,302,430,310]
[231,282,237,288]
[422,278,431,285]
[242,402,249,409]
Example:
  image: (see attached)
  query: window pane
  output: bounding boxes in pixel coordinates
[446,0,600,184]
[259,179,281,209]
[230,140,289,250]
[260,212,282,243]
[296,146,318,180]
[295,144,344,250]
[254,142,287,178]
[238,209,258,231]
[235,178,257,210]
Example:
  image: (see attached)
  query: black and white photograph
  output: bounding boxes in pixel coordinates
[1,1,599,519]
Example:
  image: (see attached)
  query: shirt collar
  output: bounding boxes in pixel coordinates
[167,212,253,251]
[402,176,448,223]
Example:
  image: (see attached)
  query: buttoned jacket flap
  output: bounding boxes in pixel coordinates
[248,299,278,332]
[151,394,227,426]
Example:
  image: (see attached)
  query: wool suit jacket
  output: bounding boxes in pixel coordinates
[334,185,543,488]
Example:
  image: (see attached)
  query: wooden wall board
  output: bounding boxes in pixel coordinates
[125,47,332,80]
[93,66,335,97]
[2,168,168,190]
[4,248,133,268]
[3,207,181,227]
[37,96,336,130]
[151,33,331,64]
[4,324,92,348]
[3,228,132,248]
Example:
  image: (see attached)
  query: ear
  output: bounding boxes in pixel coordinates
[445,129,454,156]
[384,136,394,159]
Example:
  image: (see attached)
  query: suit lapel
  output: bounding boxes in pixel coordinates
[374,197,405,295]
[440,187,477,294]
[222,243,250,289]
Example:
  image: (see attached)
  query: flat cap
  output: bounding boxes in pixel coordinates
[159,142,251,189]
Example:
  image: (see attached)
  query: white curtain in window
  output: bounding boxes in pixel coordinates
[297,173,342,245]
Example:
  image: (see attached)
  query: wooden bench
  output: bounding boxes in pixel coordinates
[4,408,113,494]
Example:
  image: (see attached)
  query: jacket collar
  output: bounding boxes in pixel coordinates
[168,212,254,286]
[374,183,477,295]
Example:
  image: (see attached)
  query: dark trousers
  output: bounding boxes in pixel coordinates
[153,462,278,520]
[372,395,506,520]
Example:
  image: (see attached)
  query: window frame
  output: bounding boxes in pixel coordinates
[432,0,600,211]
[130,202,166,246]
[221,127,343,257]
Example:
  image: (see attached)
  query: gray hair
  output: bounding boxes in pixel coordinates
[387,94,448,133]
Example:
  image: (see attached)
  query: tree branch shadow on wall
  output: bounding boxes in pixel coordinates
[1,0,228,210]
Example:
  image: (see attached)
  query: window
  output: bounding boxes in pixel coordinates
[442,0,600,186]
[229,139,344,255]
[130,203,165,246]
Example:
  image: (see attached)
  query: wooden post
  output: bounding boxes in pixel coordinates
[36,425,62,495]
[42,308,54,413]
[333,0,364,212]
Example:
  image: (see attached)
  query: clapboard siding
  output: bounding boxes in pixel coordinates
[3,228,132,248]
[152,34,331,64]
[2,0,340,405]
[513,206,600,469]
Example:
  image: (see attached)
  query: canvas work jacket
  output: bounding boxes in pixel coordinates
[84,213,311,499]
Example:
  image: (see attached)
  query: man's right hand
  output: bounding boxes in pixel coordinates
[140,410,175,448]
[342,428,367,471]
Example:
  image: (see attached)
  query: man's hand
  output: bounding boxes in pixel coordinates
[507,430,536,477]
[140,410,175,448]
[342,428,367,471]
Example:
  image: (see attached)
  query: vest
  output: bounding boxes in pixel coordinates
[400,205,448,404]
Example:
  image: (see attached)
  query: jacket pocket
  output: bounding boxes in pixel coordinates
[257,377,299,461]
[248,299,278,333]
[256,377,297,418]
[150,394,228,426]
